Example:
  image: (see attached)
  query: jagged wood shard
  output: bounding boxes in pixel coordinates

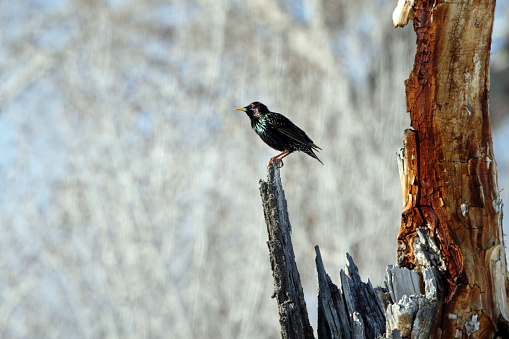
[316,247,387,339]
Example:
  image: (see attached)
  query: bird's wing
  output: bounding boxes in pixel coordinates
[269,113,321,149]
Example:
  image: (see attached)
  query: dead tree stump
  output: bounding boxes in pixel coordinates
[259,164,315,339]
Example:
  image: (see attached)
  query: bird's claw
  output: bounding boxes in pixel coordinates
[267,157,284,168]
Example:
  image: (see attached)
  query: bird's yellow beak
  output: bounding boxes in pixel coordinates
[234,107,244,111]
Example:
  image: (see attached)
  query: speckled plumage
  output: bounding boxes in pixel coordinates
[235,102,323,167]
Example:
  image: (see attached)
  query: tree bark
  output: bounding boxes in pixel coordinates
[394,0,509,337]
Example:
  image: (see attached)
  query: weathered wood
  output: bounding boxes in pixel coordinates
[386,266,422,305]
[259,163,314,339]
[316,247,386,339]
[392,0,416,28]
[393,0,509,336]
[340,253,386,339]
[259,165,444,339]
[385,228,443,338]
[260,165,389,339]
[316,246,351,339]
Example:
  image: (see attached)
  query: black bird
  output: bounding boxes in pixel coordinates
[235,102,323,167]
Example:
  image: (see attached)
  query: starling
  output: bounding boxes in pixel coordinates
[235,102,323,167]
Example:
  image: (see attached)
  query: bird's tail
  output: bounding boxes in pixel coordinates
[304,145,323,165]
[311,144,322,151]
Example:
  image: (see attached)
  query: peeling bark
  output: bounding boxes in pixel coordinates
[395,0,509,337]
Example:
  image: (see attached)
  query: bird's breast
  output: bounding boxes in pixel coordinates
[251,118,264,131]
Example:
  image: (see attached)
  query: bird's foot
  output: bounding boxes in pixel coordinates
[267,157,284,168]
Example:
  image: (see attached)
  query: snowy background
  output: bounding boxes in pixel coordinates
[0,0,508,338]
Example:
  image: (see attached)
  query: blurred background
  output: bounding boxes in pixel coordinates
[0,0,508,338]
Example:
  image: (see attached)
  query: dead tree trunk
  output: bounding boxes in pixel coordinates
[259,165,315,339]
[393,0,509,337]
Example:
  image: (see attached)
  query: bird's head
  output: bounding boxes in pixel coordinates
[234,102,269,118]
